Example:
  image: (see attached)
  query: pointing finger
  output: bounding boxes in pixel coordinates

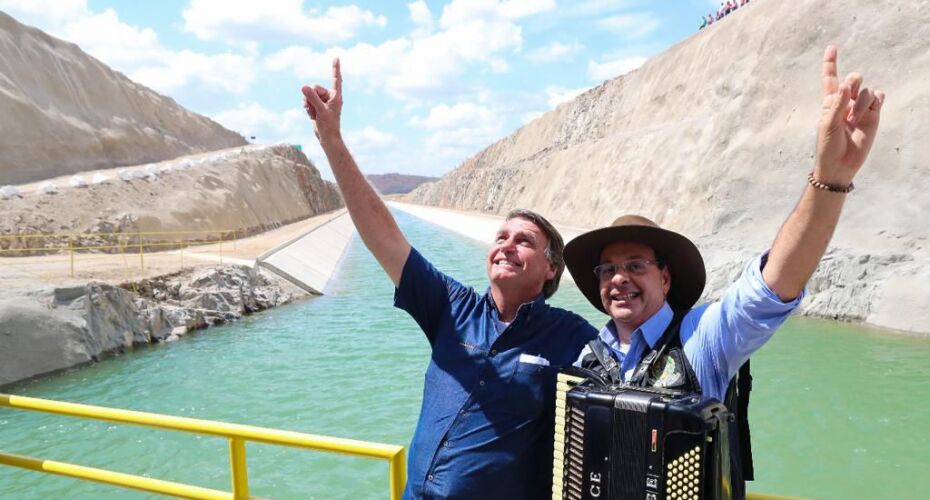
[333,58,342,98]
[827,83,851,129]
[822,45,838,96]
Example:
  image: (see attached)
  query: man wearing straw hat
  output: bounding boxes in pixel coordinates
[563,46,884,498]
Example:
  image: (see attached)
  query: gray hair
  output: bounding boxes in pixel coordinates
[506,209,565,298]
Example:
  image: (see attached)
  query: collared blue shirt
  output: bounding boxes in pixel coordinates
[576,251,804,401]
[395,248,597,499]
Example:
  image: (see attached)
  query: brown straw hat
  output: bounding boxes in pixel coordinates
[564,215,706,313]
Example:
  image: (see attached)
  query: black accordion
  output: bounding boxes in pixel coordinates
[552,371,734,500]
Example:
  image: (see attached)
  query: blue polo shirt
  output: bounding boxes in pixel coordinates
[394,248,597,499]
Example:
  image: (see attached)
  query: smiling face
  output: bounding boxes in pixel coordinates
[486,216,556,300]
[598,241,671,338]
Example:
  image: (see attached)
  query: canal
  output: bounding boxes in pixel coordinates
[1,210,928,499]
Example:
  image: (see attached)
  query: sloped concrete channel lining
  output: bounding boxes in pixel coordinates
[256,210,356,294]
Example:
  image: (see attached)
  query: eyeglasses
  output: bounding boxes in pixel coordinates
[593,259,661,281]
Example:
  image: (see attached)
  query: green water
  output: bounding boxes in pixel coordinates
[1,211,928,499]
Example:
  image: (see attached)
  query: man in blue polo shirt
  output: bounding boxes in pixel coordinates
[302,60,597,499]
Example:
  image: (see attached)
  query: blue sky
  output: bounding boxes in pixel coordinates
[1,0,728,179]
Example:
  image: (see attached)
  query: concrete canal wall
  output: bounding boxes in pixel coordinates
[0,212,356,388]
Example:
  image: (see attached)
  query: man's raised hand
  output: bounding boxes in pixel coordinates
[815,46,885,186]
[302,58,343,142]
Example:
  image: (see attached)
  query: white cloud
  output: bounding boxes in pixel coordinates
[130,51,256,95]
[408,0,433,37]
[264,40,411,90]
[438,0,556,26]
[211,103,397,178]
[587,56,647,81]
[568,0,639,16]
[212,103,308,143]
[597,13,661,39]
[266,1,533,100]
[407,101,506,169]
[527,41,583,63]
[181,0,387,44]
[411,102,501,130]
[345,126,397,149]
[0,0,89,26]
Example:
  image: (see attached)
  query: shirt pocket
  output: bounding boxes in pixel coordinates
[499,362,560,417]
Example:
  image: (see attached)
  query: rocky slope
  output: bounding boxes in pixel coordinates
[407,0,930,334]
[0,144,343,251]
[0,265,298,388]
[0,11,246,185]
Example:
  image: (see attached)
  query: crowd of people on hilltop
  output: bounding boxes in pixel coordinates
[700,0,751,29]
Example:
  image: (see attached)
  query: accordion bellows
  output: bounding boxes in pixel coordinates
[552,372,734,500]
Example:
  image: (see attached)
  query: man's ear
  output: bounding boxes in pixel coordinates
[662,267,671,296]
[545,262,557,281]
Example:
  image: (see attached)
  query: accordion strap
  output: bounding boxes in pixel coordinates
[737,360,755,480]
[586,339,623,384]
[630,309,688,387]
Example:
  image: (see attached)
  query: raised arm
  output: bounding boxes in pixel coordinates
[762,46,885,300]
[302,59,411,285]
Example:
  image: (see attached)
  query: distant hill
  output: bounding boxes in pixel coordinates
[0,11,246,184]
[367,173,437,195]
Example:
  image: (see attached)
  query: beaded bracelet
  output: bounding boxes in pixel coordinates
[808,172,854,193]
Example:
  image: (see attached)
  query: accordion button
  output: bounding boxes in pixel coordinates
[479,380,486,386]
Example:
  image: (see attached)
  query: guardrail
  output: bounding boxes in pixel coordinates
[0,393,801,500]
[0,394,406,499]
[0,229,240,281]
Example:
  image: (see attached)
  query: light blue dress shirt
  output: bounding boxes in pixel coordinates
[575,251,804,402]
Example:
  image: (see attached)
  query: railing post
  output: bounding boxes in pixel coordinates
[137,231,144,273]
[229,438,250,499]
[389,449,406,500]
[68,236,74,278]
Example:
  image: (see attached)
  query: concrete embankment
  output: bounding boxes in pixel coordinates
[0,211,356,388]
[390,202,928,336]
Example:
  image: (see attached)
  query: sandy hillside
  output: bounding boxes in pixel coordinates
[407,0,930,334]
[0,144,342,248]
[0,11,246,185]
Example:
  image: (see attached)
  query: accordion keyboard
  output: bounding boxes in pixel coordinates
[552,372,585,500]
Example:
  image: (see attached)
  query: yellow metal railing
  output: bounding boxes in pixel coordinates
[0,393,801,500]
[0,229,240,281]
[0,394,406,499]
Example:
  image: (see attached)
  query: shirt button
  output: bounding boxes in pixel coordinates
[479,380,486,386]
[428,474,434,481]
[444,440,452,447]
[490,349,497,356]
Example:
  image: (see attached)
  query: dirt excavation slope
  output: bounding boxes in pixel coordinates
[0,11,246,185]
[0,144,343,245]
[407,0,930,334]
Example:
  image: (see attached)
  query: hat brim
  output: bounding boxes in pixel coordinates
[564,225,706,313]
